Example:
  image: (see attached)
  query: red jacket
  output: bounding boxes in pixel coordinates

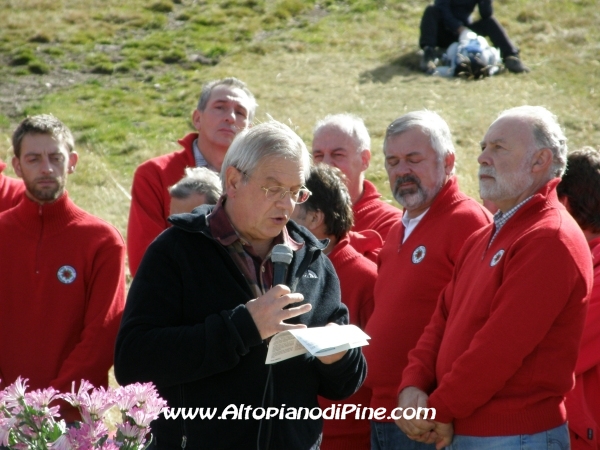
[364,177,491,418]
[400,179,593,436]
[352,180,402,240]
[0,193,126,422]
[319,232,378,450]
[567,237,600,450]
[347,229,382,263]
[0,160,24,212]
[127,133,197,276]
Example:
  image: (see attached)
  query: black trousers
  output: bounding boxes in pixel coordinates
[419,4,519,58]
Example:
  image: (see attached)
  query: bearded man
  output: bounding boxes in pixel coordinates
[363,110,491,450]
[396,106,593,450]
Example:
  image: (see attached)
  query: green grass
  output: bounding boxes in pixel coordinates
[1,0,599,243]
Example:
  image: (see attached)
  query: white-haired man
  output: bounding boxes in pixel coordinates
[312,113,402,240]
[364,110,491,450]
[115,121,366,450]
[127,77,256,276]
[397,106,593,450]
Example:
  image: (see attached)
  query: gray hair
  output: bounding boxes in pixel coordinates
[220,120,311,190]
[313,113,371,152]
[384,110,456,175]
[168,167,222,204]
[196,77,257,122]
[12,114,75,158]
[496,106,568,178]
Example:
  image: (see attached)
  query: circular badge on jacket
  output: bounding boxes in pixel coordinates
[57,265,77,284]
[490,250,505,267]
[412,245,426,264]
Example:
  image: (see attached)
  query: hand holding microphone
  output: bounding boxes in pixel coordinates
[246,244,312,340]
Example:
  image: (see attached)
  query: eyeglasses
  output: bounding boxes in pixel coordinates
[260,185,312,204]
[239,169,312,204]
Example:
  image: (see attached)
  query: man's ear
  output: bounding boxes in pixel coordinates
[192,109,202,132]
[531,148,553,174]
[360,149,371,171]
[444,152,456,176]
[12,156,23,178]
[307,209,325,231]
[224,166,242,198]
[68,152,78,174]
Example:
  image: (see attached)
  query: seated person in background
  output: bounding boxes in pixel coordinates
[292,163,377,449]
[168,166,222,215]
[127,77,256,276]
[312,113,402,241]
[0,157,24,212]
[557,147,600,450]
[419,0,529,74]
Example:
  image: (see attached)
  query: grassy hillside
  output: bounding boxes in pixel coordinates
[1,0,599,237]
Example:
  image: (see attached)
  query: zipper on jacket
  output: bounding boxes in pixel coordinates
[35,203,44,274]
[179,385,187,448]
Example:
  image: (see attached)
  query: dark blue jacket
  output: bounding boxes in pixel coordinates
[115,204,366,449]
[435,0,493,32]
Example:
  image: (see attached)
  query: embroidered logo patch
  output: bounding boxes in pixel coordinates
[57,265,77,284]
[490,250,505,267]
[303,270,318,278]
[412,245,426,264]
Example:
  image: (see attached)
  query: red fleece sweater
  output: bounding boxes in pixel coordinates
[319,233,378,450]
[0,161,24,212]
[0,193,126,422]
[567,237,600,450]
[363,177,491,419]
[400,179,593,436]
[352,180,402,240]
[127,133,197,276]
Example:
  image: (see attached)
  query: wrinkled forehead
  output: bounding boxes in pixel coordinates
[313,125,360,152]
[484,115,535,146]
[207,85,252,108]
[252,156,306,186]
[384,127,436,157]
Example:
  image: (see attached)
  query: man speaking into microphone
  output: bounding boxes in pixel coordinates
[115,120,367,450]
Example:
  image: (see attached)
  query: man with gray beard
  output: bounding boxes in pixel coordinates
[364,110,491,450]
[396,106,593,450]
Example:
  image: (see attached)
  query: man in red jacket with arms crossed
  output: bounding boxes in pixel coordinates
[397,106,593,450]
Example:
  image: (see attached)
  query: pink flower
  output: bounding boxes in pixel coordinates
[0,416,17,446]
[2,377,28,409]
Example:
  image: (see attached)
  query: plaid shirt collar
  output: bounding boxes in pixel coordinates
[489,195,534,246]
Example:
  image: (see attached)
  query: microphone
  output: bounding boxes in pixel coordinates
[271,244,293,286]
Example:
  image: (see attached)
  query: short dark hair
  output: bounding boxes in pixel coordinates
[196,77,257,121]
[12,114,75,158]
[557,146,600,233]
[297,164,353,241]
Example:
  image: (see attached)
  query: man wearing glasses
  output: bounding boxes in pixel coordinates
[115,121,367,450]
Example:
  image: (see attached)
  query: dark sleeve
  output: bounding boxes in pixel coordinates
[434,0,463,33]
[478,0,493,19]
[114,234,263,388]
[310,256,367,400]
